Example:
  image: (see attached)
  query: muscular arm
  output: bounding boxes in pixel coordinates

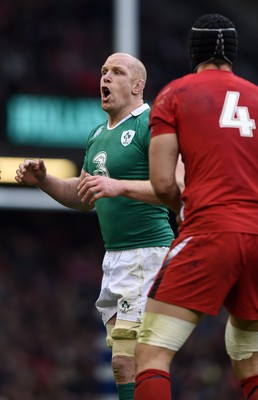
[77,173,162,206]
[149,133,182,213]
[37,174,91,211]
[118,179,161,203]
[15,159,92,211]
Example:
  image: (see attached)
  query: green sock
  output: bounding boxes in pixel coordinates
[117,382,135,400]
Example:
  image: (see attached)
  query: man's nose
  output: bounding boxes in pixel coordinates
[103,73,112,82]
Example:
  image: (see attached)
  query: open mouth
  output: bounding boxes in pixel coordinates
[101,86,111,100]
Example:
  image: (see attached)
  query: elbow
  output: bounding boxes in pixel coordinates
[151,179,174,200]
[151,179,181,211]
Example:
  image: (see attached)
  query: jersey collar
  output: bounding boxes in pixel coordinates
[130,103,150,116]
[107,103,150,130]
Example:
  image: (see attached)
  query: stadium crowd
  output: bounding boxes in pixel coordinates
[0,210,105,400]
[0,0,257,104]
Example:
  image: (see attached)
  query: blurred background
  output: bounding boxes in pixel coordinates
[0,0,256,398]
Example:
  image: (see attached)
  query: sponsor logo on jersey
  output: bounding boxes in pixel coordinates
[121,130,136,147]
[91,126,104,141]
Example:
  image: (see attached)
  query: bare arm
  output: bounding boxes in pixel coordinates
[176,153,185,193]
[77,173,162,206]
[15,159,92,211]
[149,133,182,214]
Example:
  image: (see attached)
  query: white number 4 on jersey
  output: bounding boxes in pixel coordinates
[219,91,256,137]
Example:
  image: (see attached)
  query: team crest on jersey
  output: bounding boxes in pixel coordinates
[121,130,136,147]
[121,300,130,313]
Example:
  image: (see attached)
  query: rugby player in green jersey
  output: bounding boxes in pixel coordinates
[15,52,182,400]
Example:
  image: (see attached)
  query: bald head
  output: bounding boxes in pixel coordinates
[106,53,147,83]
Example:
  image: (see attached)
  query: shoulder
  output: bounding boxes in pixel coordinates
[131,104,150,131]
[87,121,107,143]
[154,74,193,104]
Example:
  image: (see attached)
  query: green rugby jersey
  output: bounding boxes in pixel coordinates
[82,104,174,250]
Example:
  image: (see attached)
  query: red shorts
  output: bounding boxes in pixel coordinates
[149,232,258,320]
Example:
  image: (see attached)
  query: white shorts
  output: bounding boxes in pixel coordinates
[95,247,169,325]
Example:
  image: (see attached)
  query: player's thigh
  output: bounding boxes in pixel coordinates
[113,247,169,322]
[149,232,243,315]
[225,233,258,320]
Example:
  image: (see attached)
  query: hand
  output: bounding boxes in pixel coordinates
[15,159,47,186]
[77,173,122,206]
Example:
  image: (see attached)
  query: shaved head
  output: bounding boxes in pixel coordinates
[105,53,147,83]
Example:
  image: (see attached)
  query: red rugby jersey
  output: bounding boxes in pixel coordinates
[150,70,258,235]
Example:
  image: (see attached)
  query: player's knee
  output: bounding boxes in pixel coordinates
[134,341,160,374]
[109,320,141,383]
[225,320,258,361]
[112,354,135,382]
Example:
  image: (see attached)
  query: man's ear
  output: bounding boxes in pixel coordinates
[132,79,145,95]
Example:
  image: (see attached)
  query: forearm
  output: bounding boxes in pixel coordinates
[119,180,162,204]
[154,182,182,214]
[37,174,91,211]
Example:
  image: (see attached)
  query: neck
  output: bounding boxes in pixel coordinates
[196,63,232,73]
[108,100,144,127]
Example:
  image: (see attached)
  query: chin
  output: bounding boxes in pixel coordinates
[102,102,111,111]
